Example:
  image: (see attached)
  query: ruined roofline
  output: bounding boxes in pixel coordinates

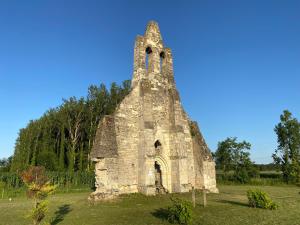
[190,121,213,161]
[90,115,118,160]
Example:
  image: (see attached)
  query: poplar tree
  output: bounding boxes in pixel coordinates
[273,110,300,183]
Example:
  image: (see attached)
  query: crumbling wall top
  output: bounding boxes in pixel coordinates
[190,121,213,161]
[145,20,162,43]
[91,115,118,160]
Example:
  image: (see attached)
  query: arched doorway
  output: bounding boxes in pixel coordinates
[153,140,170,193]
[154,161,162,193]
[154,160,167,194]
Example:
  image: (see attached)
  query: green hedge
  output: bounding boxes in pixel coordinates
[259,172,282,179]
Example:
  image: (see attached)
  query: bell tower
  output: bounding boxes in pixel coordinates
[132,21,175,88]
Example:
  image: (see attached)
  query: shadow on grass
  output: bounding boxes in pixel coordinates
[218,199,249,207]
[151,208,169,222]
[50,204,72,225]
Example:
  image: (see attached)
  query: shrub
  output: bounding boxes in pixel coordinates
[27,201,48,225]
[21,166,56,225]
[247,189,278,210]
[167,197,193,225]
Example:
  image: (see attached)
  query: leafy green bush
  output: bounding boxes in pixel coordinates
[167,197,193,225]
[247,189,278,210]
[27,201,48,225]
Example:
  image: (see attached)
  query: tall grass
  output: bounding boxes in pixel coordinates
[0,171,95,198]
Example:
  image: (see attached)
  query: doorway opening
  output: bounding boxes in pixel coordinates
[154,161,165,194]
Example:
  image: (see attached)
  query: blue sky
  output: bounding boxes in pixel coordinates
[0,0,299,163]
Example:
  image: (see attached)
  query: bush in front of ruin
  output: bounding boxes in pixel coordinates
[247,189,278,210]
[21,166,56,225]
[167,197,193,225]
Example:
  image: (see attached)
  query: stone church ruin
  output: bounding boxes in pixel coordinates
[90,21,218,200]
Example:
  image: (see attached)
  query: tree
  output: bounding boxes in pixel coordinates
[10,80,131,173]
[60,97,85,172]
[85,84,109,171]
[215,137,256,183]
[0,157,12,172]
[21,166,56,225]
[36,151,58,171]
[58,123,66,171]
[273,110,300,183]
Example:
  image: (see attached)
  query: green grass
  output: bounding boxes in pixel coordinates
[0,185,300,225]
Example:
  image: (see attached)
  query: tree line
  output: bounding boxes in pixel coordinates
[5,80,131,173]
[214,110,300,184]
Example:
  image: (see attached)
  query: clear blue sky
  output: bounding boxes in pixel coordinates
[0,0,299,163]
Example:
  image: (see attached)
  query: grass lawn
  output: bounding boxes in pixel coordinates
[0,185,299,225]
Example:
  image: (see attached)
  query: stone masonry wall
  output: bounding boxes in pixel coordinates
[90,21,218,200]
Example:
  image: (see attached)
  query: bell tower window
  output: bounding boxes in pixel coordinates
[145,46,152,71]
[159,51,165,72]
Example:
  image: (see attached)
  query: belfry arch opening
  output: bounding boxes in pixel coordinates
[159,51,165,72]
[145,46,152,71]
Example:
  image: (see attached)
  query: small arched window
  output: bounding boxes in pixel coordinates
[154,140,162,155]
[145,46,152,71]
[154,140,161,148]
[159,51,165,72]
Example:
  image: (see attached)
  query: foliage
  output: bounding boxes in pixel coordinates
[215,137,258,183]
[217,173,285,186]
[27,200,48,225]
[21,166,56,225]
[0,181,5,199]
[247,189,278,210]
[259,171,282,179]
[167,197,193,225]
[0,157,12,172]
[0,171,94,193]
[246,177,285,186]
[0,171,94,199]
[10,80,131,173]
[0,172,23,188]
[254,163,279,171]
[273,110,300,183]
[46,171,95,190]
